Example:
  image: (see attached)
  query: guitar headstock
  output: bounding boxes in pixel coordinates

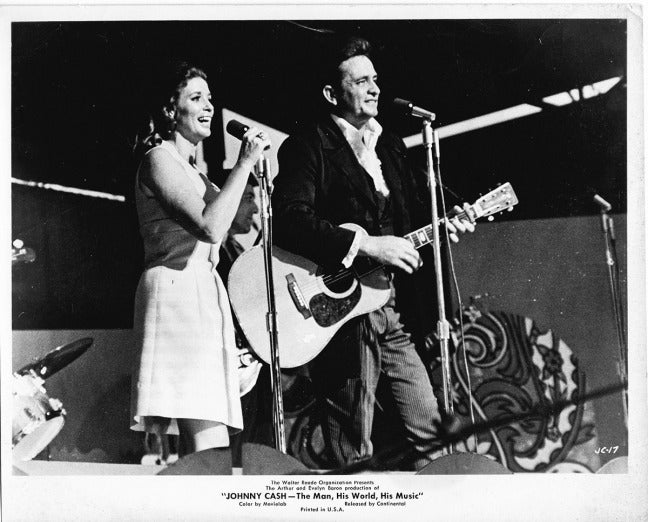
[469,182,519,221]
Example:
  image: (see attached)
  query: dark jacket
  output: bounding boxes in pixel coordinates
[272,116,436,345]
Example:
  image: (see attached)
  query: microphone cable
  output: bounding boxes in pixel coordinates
[433,148,479,450]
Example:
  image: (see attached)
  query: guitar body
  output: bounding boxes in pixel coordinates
[227,243,391,368]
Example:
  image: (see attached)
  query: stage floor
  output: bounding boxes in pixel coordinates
[13,460,164,476]
[12,459,416,476]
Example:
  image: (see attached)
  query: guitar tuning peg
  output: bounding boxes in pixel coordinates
[508,207,513,212]
[488,216,494,221]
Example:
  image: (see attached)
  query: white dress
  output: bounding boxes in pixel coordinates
[130,141,242,435]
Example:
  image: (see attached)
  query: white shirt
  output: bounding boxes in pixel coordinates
[331,114,390,267]
[331,114,390,197]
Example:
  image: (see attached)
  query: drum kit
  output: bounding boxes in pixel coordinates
[12,239,95,461]
[12,337,94,461]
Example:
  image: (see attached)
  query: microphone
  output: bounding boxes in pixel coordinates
[393,98,436,120]
[594,194,613,236]
[226,119,271,150]
[593,194,612,212]
[226,119,272,179]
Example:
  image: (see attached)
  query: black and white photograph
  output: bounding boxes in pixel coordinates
[3,3,646,521]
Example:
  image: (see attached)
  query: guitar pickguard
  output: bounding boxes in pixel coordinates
[309,284,361,327]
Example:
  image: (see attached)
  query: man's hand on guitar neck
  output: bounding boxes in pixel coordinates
[355,203,475,274]
[446,204,476,243]
[358,234,421,274]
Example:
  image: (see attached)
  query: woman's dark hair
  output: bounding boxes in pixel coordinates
[133,62,208,159]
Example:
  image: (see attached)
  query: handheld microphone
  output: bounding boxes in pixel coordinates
[226,119,271,150]
[226,119,272,179]
[393,98,436,120]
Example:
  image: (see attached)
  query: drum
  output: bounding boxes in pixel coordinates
[12,373,65,461]
[238,347,262,397]
[596,456,628,474]
[416,452,513,475]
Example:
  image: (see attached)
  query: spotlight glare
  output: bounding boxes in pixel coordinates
[592,76,622,94]
[542,92,574,106]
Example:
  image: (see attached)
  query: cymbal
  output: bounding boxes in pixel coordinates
[17,337,94,379]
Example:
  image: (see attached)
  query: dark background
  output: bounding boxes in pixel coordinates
[12,19,626,329]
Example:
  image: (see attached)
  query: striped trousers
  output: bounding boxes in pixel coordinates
[310,285,441,470]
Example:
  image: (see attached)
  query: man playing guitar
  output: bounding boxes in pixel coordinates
[271,36,474,470]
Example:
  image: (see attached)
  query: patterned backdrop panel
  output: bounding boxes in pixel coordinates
[436,310,600,473]
[282,309,602,473]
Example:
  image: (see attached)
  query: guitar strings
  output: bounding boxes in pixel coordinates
[295,268,353,293]
[297,263,386,294]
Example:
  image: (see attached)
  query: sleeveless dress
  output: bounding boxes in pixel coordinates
[130,141,243,435]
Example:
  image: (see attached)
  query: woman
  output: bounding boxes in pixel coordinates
[130,63,270,457]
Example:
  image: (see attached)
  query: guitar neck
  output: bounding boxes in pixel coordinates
[402,183,519,250]
[404,210,467,250]
[356,183,517,272]
[404,225,435,250]
[352,211,464,279]
[352,216,452,281]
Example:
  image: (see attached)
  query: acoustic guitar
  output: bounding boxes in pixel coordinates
[228,183,518,368]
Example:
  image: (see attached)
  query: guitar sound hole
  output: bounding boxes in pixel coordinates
[319,269,355,294]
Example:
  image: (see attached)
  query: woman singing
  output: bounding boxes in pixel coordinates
[130,63,270,458]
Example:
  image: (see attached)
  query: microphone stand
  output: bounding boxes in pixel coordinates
[595,195,628,427]
[255,156,287,453]
[422,119,455,453]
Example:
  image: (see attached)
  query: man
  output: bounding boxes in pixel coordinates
[272,36,473,470]
[217,171,260,281]
[215,170,273,467]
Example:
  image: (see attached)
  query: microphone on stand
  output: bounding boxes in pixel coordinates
[393,97,436,120]
[593,194,612,234]
[593,194,612,212]
[226,118,285,452]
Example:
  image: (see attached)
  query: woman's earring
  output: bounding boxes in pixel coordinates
[165,108,177,134]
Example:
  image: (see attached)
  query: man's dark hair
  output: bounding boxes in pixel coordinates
[320,35,373,89]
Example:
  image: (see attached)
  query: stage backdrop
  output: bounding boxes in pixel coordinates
[11,214,627,468]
